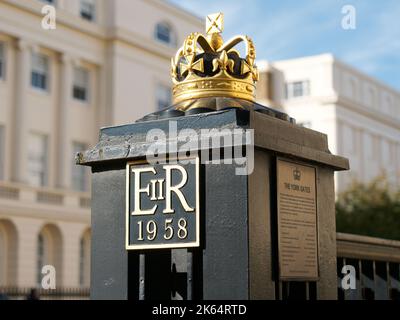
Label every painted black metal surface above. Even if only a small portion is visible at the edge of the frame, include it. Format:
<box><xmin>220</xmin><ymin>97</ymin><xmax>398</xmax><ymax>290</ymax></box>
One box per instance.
<box><xmin>203</xmin><ymin>162</ymin><xmax>249</xmax><ymax>299</ymax></box>
<box><xmin>91</xmin><ymin>167</ymin><xmax>130</xmax><ymax>300</ymax></box>
<box><xmin>86</xmin><ymin>109</ymin><xmax>259</xmax><ymax>300</ymax></box>
<box><xmin>78</xmin><ymin>108</ymin><xmax>252</xmax><ymax>166</ymax></box>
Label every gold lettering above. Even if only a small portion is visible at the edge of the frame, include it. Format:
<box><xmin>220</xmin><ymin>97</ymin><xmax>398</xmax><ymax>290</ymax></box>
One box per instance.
<box><xmin>146</xmin><ymin>220</ymin><xmax>157</xmax><ymax>240</ymax></box>
<box><xmin>158</xmin><ymin>179</ymin><xmax>165</xmax><ymax>200</ymax></box>
<box><xmin>178</xmin><ymin>218</ymin><xmax>188</xmax><ymax>239</ymax></box>
<box><xmin>163</xmin><ymin>165</ymin><xmax>194</xmax><ymax>214</ymax></box>
<box><xmin>149</xmin><ymin>179</ymin><xmax>157</xmax><ymax>200</ymax></box>
<box><xmin>131</xmin><ymin>167</ymin><xmax>157</xmax><ymax>215</ymax></box>
<box><xmin>164</xmin><ymin>218</ymin><xmax>174</xmax><ymax>240</ymax></box>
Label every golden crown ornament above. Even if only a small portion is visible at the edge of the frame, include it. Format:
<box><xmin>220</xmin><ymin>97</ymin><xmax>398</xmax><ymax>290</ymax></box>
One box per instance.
<box><xmin>137</xmin><ymin>12</ymin><xmax>293</xmax><ymax>122</ymax></box>
<box><xmin>171</xmin><ymin>13</ymin><xmax>259</xmax><ymax>105</ymax></box>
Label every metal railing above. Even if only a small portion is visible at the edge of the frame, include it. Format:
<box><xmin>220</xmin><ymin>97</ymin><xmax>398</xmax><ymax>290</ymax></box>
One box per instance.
<box><xmin>337</xmin><ymin>232</ymin><xmax>400</xmax><ymax>300</ymax></box>
<box><xmin>0</xmin><ymin>287</ymin><xmax>90</xmax><ymax>300</ymax></box>
<box><xmin>1</xmin><ymin>232</ymin><xmax>400</xmax><ymax>300</ymax></box>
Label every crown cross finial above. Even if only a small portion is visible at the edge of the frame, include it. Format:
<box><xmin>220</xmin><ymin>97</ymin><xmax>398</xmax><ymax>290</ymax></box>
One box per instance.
<box><xmin>206</xmin><ymin>12</ymin><xmax>224</xmax><ymax>34</ymax></box>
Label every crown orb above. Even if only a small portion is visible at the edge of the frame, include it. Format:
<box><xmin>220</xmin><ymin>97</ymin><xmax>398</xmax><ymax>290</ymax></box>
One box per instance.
<box><xmin>209</xmin><ymin>33</ymin><xmax>223</xmax><ymax>51</ymax></box>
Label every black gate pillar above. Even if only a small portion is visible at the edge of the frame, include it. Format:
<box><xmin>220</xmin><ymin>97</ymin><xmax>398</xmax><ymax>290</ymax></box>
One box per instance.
<box><xmin>77</xmin><ymin>13</ymin><xmax>349</xmax><ymax>300</ymax></box>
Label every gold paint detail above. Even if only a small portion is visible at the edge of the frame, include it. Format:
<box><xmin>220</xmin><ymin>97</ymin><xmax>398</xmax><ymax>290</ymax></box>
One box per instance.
<box><xmin>180</xmin><ymin>57</ymin><xmax>204</xmax><ymax>75</ymax></box>
<box><xmin>212</xmin><ymin>50</ymin><xmax>234</xmax><ymax>73</ymax></box>
<box><xmin>170</xmin><ymin>12</ymin><xmax>259</xmax><ymax>104</ymax></box>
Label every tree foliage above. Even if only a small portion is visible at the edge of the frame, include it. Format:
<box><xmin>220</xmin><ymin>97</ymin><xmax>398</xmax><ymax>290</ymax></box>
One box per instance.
<box><xmin>336</xmin><ymin>177</ymin><xmax>400</xmax><ymax>240</ymax></box>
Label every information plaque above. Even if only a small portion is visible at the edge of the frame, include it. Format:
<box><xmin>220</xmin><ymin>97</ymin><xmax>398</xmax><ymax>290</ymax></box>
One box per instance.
<box><xmin>126</xmin><ymin>157</ymin><xmax>200</xmax><ymax>250</ymax></box>
<box><xmin>277</xmin><ymin>159</ymin><xmax>319</xmax><ymax>280</ymax></box>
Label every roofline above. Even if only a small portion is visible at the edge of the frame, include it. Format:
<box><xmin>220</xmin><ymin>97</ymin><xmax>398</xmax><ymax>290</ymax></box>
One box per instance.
<box><xmin>260</xmin><ymin>53</ymin><xmax>400</xmax><ymax>96</ymax></box>
<box><xmin>151</xmin><ymin>0</ymin><xmax>204</xmax><ymax>27</ymax></box>
<box><xmin>333</xmin><ymin>58</ymin><xmax>400</xmax><ymax>96</ymax></box>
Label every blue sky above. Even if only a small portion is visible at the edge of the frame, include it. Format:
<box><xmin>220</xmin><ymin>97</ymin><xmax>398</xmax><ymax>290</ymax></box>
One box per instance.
<box><xmin>169</xmin><ymin>0</ymin><xmax>400</xmax><ymax>91</ymax></box>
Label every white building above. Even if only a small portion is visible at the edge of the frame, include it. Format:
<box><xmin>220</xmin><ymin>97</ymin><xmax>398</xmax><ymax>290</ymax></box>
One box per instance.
<box><xmin>0</xmin><ymin>0</ymin><xmax>202</xmax><ymax>289</ymax></box>
<box><xmin>257</xmin><ymin>54</ymin><xmax>400</xmax><ymax>193</ymax></box>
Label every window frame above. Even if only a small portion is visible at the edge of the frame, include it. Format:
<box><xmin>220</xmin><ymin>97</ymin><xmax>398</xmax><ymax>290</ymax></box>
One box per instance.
<box><xmin>155</xmin><ymin>22</ymin><xmax>176</xmax><ymax>46</ymax></box>
<box><xmin>285</xmin><ymin>80</ymin><xmax>310</xmax><ymax>99</ymax></box>
<box><xmin>31</xmin><ymin>52</ymin><xmax>50</xmax><ymax>92</ymax></box>
<box><xmin>72</xmin><ymin>67</ymin><xmax>90</xmax><ymax>103</ymax></box>
<box><xmin>36</xmin><ymin>233</ymin><xmax>45</xmax><ymax>285</ymax></box>
<box><xmin>27</xmin><ymin>132</ymin><xmax>49</xmax><ymax>187</ymax></box>
<box><xmin>156</xmin><ymin>83</ymin><xmax>172</xmax><ymax>111</ymax></box>
<box><xmin>80</xmin><ymin>0</ymin><xmax>96</xmax><ymax>22</ymax></box>
<box><xmin>79</xmin><ymin>237</ymin><xmax>84</xmax><ymax>286</ymax></box>
<box><xmin>79</xmin><ymin>231</ymin><xmax>91</xmax><ymax>287</ymax></box>
<box><xmin>71</xmin><ymin>142</ymin><xmax>89</xmax><ymax>192</ymax></box>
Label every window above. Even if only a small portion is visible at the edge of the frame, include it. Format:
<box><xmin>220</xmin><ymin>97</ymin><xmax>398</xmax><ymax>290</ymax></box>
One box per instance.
<box><xmin>79</xmin><ymin>237</ymin><xmax>84</xmax><ymax>285</ymax></box>
<box><xmin>156</xmin><ymin>84</ymin><xmax>171</xmax><ymax>110</ymax></box>
<box><xmin>155</xmin><ymin>22</ymin><xmax>175</xmax><ymax>46</ymax></box>
<box><xmin>36</xmin><ymin>233</ymin><xmax>44</xmax><ymax>285</ymax></box>
<box><xmin>80</xmin><ymin>0</ymin><xmax>95</xmax><ymax>21</ymax></box>
<box><xmin>31</xmin><ymin>53</ymin><xmax>49</xmax><ymax>91</ymax></box>
<box><xmin>28</xmin><ymin>133</ymin><xmax>48</xmax><ymax>187</ymax></box>
<box><xmin>36</xmin><ymin>225</ymin><xmax>61</xmax><ymax>286</ymax></box>
<box><xmin>0</xmin><ymin>42</ymin><xmax>4</xmax><ymax>79</ymax></box>
<box><xmin>72</xmin><ymin>142</ymin><xmax>88</xmax><ymax>191</ymax></box>
<box><xmin>79</xmin><ymin>230</ymin><xmax>90</xmax><ymax>287</ymax></box>
<box><xmin>285</xmin><ymin>80</ymin><xmax>310</xmax><ymax>99</ymax></box>
<box><xmin>39</xmin><ymin>0</ymin><xmax>56</xmax><ymax>4</ymax></box>
<box><xmin>0</xmin><ymin>225</ymin><xmax>5</xmax><ymax>285</ymax></box>
<box><xmin>0</xmin><ymin>126</ymin><xmax>4</xmax><ymax>180</ymax></box>
<box><xmin>73</xmin><ymin>67</ymin><xmax>89</xmax><ymax>102</ymax></box>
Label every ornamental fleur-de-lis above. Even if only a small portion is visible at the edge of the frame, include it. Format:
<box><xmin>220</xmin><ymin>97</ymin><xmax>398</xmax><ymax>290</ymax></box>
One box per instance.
<box><xmin>212</xmin><ymin>50</ymin><xmax>234</xmax><ymax>73</ymax></box>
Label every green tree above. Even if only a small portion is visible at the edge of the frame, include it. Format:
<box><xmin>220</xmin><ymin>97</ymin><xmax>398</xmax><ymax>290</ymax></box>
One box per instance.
<box><xmin>336</xmin><ymin>177</ymin><xmax>400</xmax><ymax>240</ymax></box>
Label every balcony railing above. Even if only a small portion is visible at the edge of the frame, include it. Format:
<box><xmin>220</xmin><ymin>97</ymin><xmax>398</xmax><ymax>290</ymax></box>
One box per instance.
<box><xmin>337</xmin><ymin>233</ymin><xmax>400</xmax><ymax>300</ymax></box>
<box><xmin>0</xmin><ymin>287</ymin><xmax>90</xmax><ymax>300</ymax></box>
<box><xmin>0</xmin><ymin>181</ymin><xmax>91</xmax><ymax>211</ymax></box>
<box><xmin>0</xmin><ymin>184</ymin><xmax>19</xmax><ymax>200</ymax></box>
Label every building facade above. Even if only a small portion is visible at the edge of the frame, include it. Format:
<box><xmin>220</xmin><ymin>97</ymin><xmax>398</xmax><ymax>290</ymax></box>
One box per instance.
<box><xmin>0</xmin><ymin>0</ymin><xmax>202</xmax><ymax>289</ymax></box>
<box><xmin>257</xmin><ymin>54</ymin><xmax>400</xmax><ymax>194</ymax></box>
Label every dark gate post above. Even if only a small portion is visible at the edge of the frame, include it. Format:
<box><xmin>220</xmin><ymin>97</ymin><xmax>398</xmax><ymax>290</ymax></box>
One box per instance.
<box><xmin>77</xmin><ymin>13</ymin><xmax>349</xmax><ymax>300</ymax></box>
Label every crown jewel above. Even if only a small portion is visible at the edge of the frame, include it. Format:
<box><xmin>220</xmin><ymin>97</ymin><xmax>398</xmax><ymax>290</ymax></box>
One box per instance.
<box><xmin>171</xmin><ymin>13</ymin><xmax>259</xmax><ymax>104</ymax></box>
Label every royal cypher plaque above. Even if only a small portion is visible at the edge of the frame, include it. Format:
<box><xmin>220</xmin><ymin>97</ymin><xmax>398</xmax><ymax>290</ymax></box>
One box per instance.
<box><xmin>277</xmin><ymin>159</ymin><xmax>319</xmax><ymax>280</ymax></box>
<box><xmin>126</xmin><ymin>157</ymin><xmax>200</xmax><ymax>250</ymax></box>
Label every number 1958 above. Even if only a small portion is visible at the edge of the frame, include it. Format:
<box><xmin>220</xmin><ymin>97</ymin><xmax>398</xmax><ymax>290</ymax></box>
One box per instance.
<box><xmin>137</xmin><ymin>218</ymin><xmax>188</xmax><ymax>241</ymax></box>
